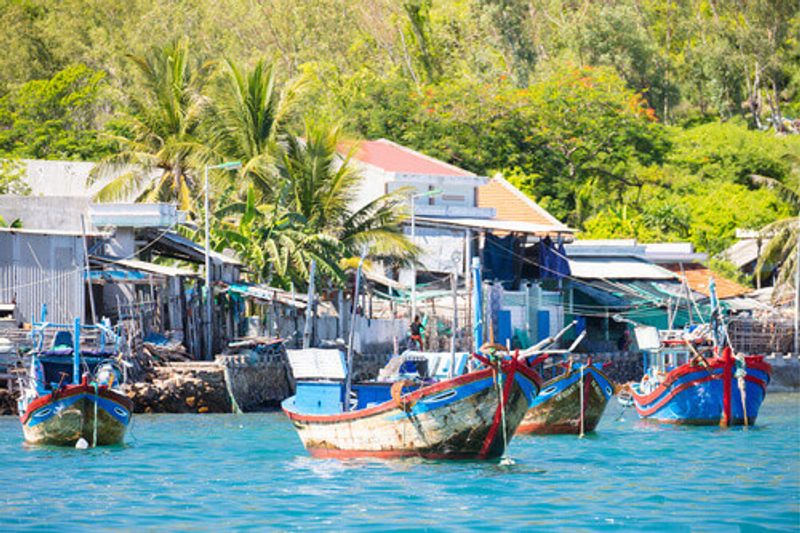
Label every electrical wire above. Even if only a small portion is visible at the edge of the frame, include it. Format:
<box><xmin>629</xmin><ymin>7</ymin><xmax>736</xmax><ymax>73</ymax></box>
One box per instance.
<box><xmin>1</xmin><ymin>224</ymin><xmax>179</xmax><ymax>293</ymax></box>
<box><xmin>481</xmin><ymin>237</ymin><xmax>676</xmax><ymax>312</ymax></box>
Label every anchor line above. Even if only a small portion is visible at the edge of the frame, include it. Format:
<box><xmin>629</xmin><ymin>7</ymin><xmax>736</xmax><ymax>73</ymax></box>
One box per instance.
<box><xmin>579</xmin><ymin>365</ymin><xmax>585</xmax><ymax>439</ymax></box>
<box><xmin>92</xmin><ymin>382</ymin><xmax>98</xmax><ymax>447</ymax></box>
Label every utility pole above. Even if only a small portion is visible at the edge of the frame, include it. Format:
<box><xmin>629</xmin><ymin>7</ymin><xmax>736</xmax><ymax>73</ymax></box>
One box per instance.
<box><xmin>303</xmin><ymin>260</ymin><xmax>316</xmax><ymax>349</ymax></box>
<box><xmin>204</xmin><ymin>161</ymin><xmax>241</xmax><ymax>360</ymax></box>
<box><xmin>449</xmin><ymin>269</ymin><xmax>458</xmax><ymax>378</ymax></box>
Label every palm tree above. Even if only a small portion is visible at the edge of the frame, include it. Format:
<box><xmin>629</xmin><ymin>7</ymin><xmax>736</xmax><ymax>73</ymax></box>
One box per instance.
<box><xmin>90</xmin><ymin>39</ymin><xmax>208</xmax><ymax>212</ymax></box>
<box><xmin>274</xmin><ymin>121</ymin><xmax>417</xmax><ymax>277</ymax></box>
<box><xmin>211</xmin><ymin>184</ymin><xmax>341</xmax><ymax>288</ymax></box>
<box><xmin>204</xmin><ymin>59</ymin><xmax>300</xmax><ymax>198</ymax></box>
<box><xmin>752</xmin><ymin>171</ymin><xmax>800</xmax><ymax>301</ymax></box>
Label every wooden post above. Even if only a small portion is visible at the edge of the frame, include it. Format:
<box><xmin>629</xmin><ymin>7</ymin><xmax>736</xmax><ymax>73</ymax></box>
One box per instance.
<box><xmin>345</xmin><ymin>252</ymin><xmax>367</xmax><ymax>411</ymax></box>
<box><xmin>337</xmin><ymin>289</ymin><xmax>345</xmax><ymax>339</ymax></box>
<box><xmin>449</xmin><ymin>270</ymin><xmax>458</xmax><ymax>378</ymax></box>
<box><xmin>303</xmin><ymin>260</ymin><xmax>316</xmax><ymax>349</ymax></box>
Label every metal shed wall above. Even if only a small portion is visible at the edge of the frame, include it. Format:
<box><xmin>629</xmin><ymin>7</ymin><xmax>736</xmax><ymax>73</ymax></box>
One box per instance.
<box><xmin>0</xmin><ymin>232</ymin><xmax>85</xmax><ymax>324</ymax></box>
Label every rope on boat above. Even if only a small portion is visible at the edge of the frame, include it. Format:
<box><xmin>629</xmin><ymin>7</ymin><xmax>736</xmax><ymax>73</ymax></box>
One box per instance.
<box><xmin>493</xmin><ymin>365</ymin><xmax>511</xmax><ymax>464</ymax></box>
<box><xmin>222</xmin><ymin>363</ymin><xmax>243</xmax><ymax>415</ymax></box>
<box><xmin>735</xmin><ymin>353</ymin><xmax>749</xmax><ymax>428</ymax></box>
<box><xmin>578</xmin><ymin>364</ymin><xmax>585</xmax><ymax>439</ymax></box>
<box><xmin>92</xmin><ymin>382</ymin><xmax>99</xmax><ymax>447</ymax></box>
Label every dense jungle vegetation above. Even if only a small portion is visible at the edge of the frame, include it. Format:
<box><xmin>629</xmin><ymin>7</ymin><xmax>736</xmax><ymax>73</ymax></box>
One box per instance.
<box><xmin>0</xmin><ymin>0</ymin><xmax>798</xmax><ymax>288</ymax></box>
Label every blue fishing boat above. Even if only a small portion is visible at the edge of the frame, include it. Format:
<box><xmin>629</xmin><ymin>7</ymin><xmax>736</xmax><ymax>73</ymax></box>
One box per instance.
<box><xmin>18</xmin><ymin>306</ymin><xmax>132</xmax><ymax>446</ymax></box>
<box><xmin>282</xmin><ymin>257</ymin><xmax>543</xmax><ymax>459</ymax></box>
<box><xmin>626</xmin><ymin>278</ymin><xmax>770</xmax><ymax>426</ymax></box>
<box><xmin>514</xmin><ymin>323</ymin><xmax>614</xmax><ymax>435</ymax></box>
<box><xmin>628</xmin><ymin>327</ymin><xmax>770</xmax><ymax>426</ymax></box>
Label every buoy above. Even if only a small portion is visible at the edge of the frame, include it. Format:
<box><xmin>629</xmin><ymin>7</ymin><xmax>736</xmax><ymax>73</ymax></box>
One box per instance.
<box><xmin>75</xmin><ymin>438</ymin><xmax>89</xmax><ymax>449</ymax></box>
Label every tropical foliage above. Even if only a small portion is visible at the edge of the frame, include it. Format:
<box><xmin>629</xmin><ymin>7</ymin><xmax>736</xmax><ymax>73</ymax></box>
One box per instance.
<box><xmin>0</xmin><ymin>0</ymin><xmax>798</xmax><ymax>290</ymax></box>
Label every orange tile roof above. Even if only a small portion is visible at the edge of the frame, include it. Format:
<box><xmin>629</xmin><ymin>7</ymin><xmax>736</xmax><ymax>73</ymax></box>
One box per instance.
<box><xmin>663</xmin><ymin>263</ymin><xmax>751</xmax><ymax>299</ymax></box>
<box><xmin>477</xmin><ymin>177</ymin><xmax>568</xmax><ymax>229</ymax></box>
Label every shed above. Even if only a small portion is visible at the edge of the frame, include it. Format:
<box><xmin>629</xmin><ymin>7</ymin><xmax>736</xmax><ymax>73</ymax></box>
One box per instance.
<box><xmin>0</xmin><ymin>227</ymin><xmax>97</xmax><ymax>324</ymax></box>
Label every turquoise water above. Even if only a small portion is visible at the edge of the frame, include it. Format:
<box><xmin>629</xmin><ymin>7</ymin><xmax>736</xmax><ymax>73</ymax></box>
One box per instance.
<box><xmin>1</xmin><ymin>394</ymin><xmax>798</xmax><ymax>531</ymax></box>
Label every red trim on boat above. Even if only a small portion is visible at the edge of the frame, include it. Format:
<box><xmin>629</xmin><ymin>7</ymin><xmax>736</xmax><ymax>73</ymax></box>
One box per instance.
<box><xmin>633</xmin><ymin>355</ymin><xmax>771</xmax><ymax>407</ymax></box>
<box><xmin>284</xmin><ymin>368</ymin><xmax>496</xmax><ymax>424</ymax></box>
<box><xmin>20</xmin><ymin>384</ymin><xmax>133</xmax><ymax>424</ymax></box>
<box><xmin>478</xmin><ymin>362</ymin><xmax>517</xmax><ymax>459</ymax></box>
<box><xmin>633</xmin><ymin>372</ymin><xmax>768</xmax><ymax>417</ymax></box>
<box><xmin>721</xmin><ymin>347</ymin><xmax>733</xmax><ymax>427</ymax></box>
<box><xmin>307</xmin><ymin>447</ymin><xmax>485</xmax><ymax>460</ymax></box>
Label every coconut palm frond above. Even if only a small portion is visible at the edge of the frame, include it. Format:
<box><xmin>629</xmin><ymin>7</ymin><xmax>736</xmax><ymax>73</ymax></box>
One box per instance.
<box><xmin>751</xmin><ymin>174</ymin><xmax>800</xmax><ymax>209</ymax></box>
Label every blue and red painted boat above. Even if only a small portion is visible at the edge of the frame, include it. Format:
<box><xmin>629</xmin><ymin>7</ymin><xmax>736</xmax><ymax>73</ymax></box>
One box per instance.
<box><xmin>283</xmin><ymin>351</ymin><xmax>542</xmax><ymax>459</ymax></box>
<box><xmin>629</xmin><ymin>338</ymin><xmax>770</xmax><ymax>426</ymax></box>
<box><xmin>626</xmin><ymin>277</ymin><xmax>771</xmax><ymax>428</ymax></box>
<box><xmin>505</xmin><ymin>323</ymin><xmax>614</xmax><ymax>435</ymax></box>
<box><xmin>283</xmin><ymin>256</ymin><xmax>545</xmax><ymax>460</ymax></box>
<box><xmin>18</xmin><ymin>307</ymin><xmax>132</xmax><ymax>446</ymax></box>
<box><xmin>517</xmin><ymin>357</ymin><xmax>614</xmax><ymax>435</ymax></box>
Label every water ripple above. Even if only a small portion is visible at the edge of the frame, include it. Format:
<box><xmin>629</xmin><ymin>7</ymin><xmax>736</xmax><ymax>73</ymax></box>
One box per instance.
<box><xmin>0</xmin><ymin>395</ymin><xmax>797</xmax><ymax>530</ymax></box>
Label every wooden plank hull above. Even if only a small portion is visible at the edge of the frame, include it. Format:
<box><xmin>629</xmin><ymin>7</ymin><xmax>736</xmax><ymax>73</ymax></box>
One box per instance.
<box><xmin>516</xmin><ymin>365</ymin><xmax>614</xmax><ymax>435</ymax></box>
<box><xmin>20</xmin><ymin>385</ymin><xmax>132</xmax><ymax>446</ymax></box>
<box><xmin>284</xmin><ymin>360</ymin><xmax>542</xmax><ymax>460</ymax></box>
<box><xmin>631</xmin><ymin>355</ymin><xmax>771</xmax><ymax>426</ymax></box>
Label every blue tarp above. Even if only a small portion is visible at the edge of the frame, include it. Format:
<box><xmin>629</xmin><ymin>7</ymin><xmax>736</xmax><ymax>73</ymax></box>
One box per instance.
<box><xmin>483</xmin><ymin>233</ymin><xmax>518</xmax><ymax>286</ymax></box>
<box><xmin>540</xmin><ymin>237</ymin><xmax>571</xmax><ymax>279</ymax></box>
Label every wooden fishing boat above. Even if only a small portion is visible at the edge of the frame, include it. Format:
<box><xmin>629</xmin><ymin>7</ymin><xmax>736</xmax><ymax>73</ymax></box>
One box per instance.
<box><xmin>626</xmin><ymin>324</ymin><xmax>771</xmax><ymax>426</ymax></box>
<box><xmin>18</xmin><ymin>308</ymin><xmax>132</xmax><ymax>446</ymax></box>
<box><xmin>283</xmin><ymin>352</ymin><xmax>541</xmax><ymax>459</ymax></box>
<box><xmin>516</xmin><ymin>358</ymin><xmax>614</xmax><ymax>435</ymax></box>
<box><xmin>510</xmin><ymin>323</ymin><xmax>613</xmax><ymax>436</ymax></box>
<box><xmin>283</xmin><ymin>255</ymin><xmax>543</xmax><ymax>460</ymax></box>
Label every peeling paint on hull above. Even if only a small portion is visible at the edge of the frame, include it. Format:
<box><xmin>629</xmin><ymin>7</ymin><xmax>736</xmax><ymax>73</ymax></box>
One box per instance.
<box><xmin>516</xmin><ymin>366</ymin><xmax>613</xmax><ymax>435</ymax></box>
<box><xmin>285</xmin><ymin>364</ymin><xmax>541</xmax><ymax>460</ymax></box>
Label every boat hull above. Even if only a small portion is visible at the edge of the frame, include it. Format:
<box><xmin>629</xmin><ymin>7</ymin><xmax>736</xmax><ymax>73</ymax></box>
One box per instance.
<box><xmin>283</xmin><ymin>360</ymin><xmax>542</xmax><ymax>460</ymax></box>
<box><xmin>20</xmin><ymin>385</ymin><xmax>133</xmax><ymax>446</ymax></box>
<box><xmin>631</xmin><ymin>355</ymin><xmax>771</xmax><ymax>426</ymax></box>
<box><xmin>516</xmin><ymin>364</ymin><xmax>614</xmax><ymax>435</ymax></box>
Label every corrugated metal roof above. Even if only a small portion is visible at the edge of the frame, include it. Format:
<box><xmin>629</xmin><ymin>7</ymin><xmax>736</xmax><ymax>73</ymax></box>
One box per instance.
<box><xmin>92</xmin><ymin>256</ymin><xmax>198</xmax><ymax>278</ymax></box>
<box><xmin>416</xmin><ymin>216</ymin><xmax>575</xmax><ymax>236</ymax></box>
<box><xmin>141</xmin><ymin>229</ymin><xmax>242</xmax><ymax>266</ymax></box>
<box><xmin>724</xmin><ymin>239</ymin><xmax>760</xmax><ymax>268</ymax></box>
<box><xmin>568</xmin><ymin>256</ymin><xmax>677</xmax><ymax>280</ymax></box>
<box><xmin>0</xmin><ymin>227</ymin><xmax>108</xmax><ymax>237</ymax></box>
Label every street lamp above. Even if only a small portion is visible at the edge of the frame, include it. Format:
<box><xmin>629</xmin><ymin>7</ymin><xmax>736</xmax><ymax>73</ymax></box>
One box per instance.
<box><xmin>205</xmin><ymin>161</ymin><xmax>242</xmax><ymax>360</ymax></box>
<box><xmin>409</xmin><ymin>188</ymin><xmax>443</xmax><ymax>320</ymax></box>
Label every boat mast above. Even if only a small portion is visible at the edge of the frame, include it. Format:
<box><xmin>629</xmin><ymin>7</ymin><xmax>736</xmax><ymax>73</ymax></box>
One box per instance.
<box><xmin>471</xmin><ymin>257</ymin><xmax>483</xmax><ymax>352</ymax></box>
<box><xmin>73</xmin><ymin>318</ymin><xmax>81</xmax><ymax>384</ymax></box>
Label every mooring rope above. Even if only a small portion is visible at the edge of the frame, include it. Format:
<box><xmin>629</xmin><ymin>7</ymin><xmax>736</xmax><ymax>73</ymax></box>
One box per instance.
<box><xmin>92</xmin><ymin>382</ymin><xmax>98</xmax><ymax>448</ymax></box>
<box><xmin>579</xmin><ymin>364</ymin><xmax>585</xmax><ymax>439</ymax></box>
<box><xmin>222</xmin><ymin>363</ymin><xmax>243</xmax><ymax>415</ymax></box>
<box><xmin>735</xmin><ymin>353</ymin><xmax>748</xmax><ymax>428</ymax></box>
<box><xmin>493</xmin><ymin>364</ymin><xmax>510</xmax><ymax>463</ymax></box>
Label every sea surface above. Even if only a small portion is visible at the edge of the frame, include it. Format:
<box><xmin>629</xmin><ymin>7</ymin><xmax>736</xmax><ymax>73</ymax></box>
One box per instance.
<box><xmin>1</xmin><ymin>394</ymin><xmax>798</xmax><ymax>531</ymax></box>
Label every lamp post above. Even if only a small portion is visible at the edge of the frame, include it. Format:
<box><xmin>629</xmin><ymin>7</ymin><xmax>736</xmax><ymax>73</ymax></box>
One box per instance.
<box><xmin>204</xmin><ymin>161</ymin><xmax>241</xmax><ymax>360</ymax></box>
<box><xmin>409</xmin><ymin>188</ymin><xmax>443</xmax><ymax>320</ymax></box>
